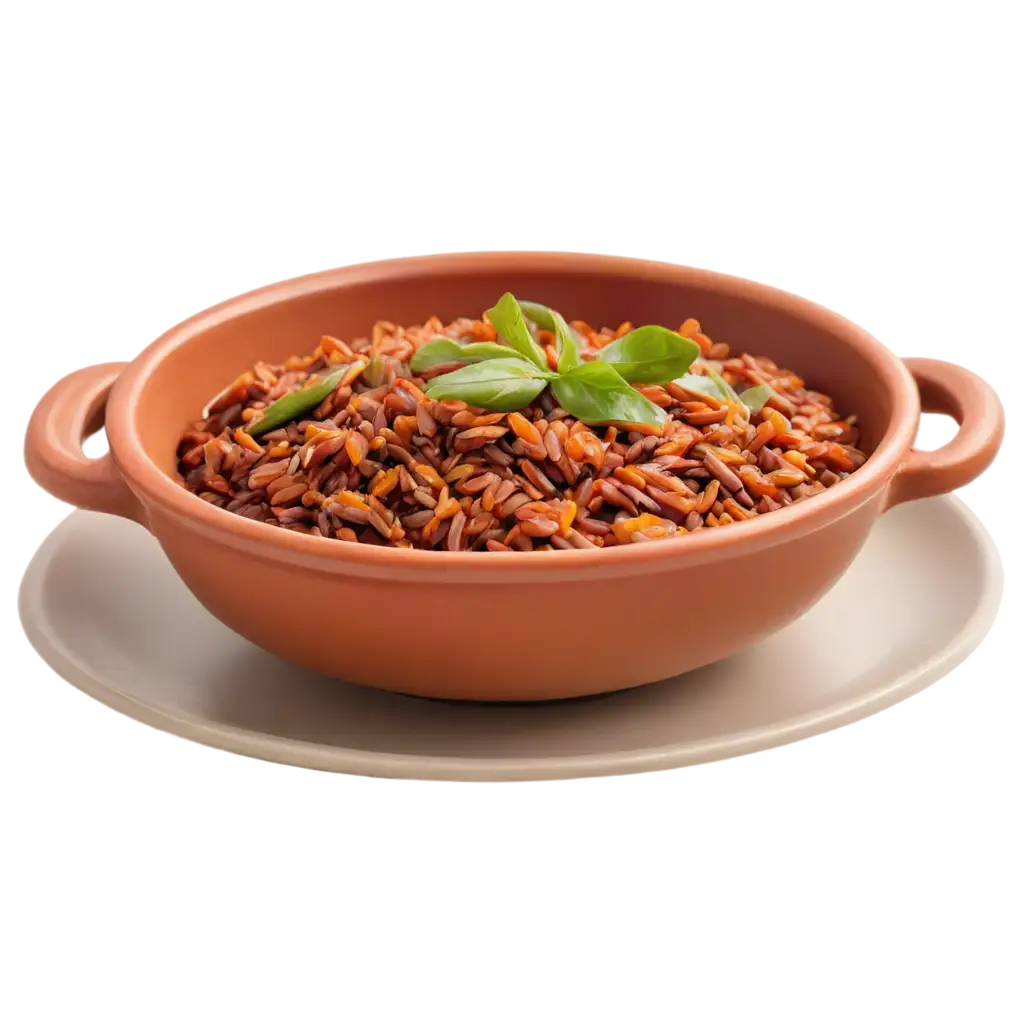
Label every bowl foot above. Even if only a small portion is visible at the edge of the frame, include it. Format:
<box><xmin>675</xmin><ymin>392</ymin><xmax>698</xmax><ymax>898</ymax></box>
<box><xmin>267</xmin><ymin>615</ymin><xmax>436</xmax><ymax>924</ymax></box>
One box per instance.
<box><xmin>397</xmin><ymin>688</ymin><xmax>622</xmax><ymax>704</ymax></box>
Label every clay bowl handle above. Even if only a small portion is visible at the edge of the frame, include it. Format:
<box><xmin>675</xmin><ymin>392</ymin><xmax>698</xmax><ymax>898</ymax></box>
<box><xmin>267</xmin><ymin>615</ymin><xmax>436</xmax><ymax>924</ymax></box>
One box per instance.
<box><xmin>887</xmin><ymin>358</ymin><xmax>1004</xmax><ymax>508</ymax></box>
<box><xmin>25</xmin><ymin>363</ymin><xmax>145</xmax><ymax>524</ymax></box>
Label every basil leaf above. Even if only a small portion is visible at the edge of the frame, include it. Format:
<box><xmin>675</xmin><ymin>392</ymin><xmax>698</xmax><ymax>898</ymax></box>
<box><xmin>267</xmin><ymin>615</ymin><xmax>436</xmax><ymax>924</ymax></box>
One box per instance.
<box><xmin>551</xmin><ymin>361</ymin><xmax>667</xmax><ymax>428</ymax></box>
<box><xmin>692</xmin><ymin>364</ymin><xmax>741</xmax><ymax>403</ymax></box>
<box><xmin>520</xmin><ymin>301</ymin><xmax>585</xmax><ymax>342</ymax></box>
<box><xmin>485</xmin><ymin>293</ymin><xmax>549</xmax><ymax>371</ymax></box>
<box><xmin>363</xmin><ymin>353</ymin><xmax>390</xmax><ymax>388</ymax></box>
<box><xmin>550</xmin><ymin>309</ymin><xmax>581</xmax><ymax>373</ymax></box>
<box><xmin>739</xmin><ymin>384</ymin><xmax>774</xmax><ymax>412</ymax></box>
<box><xmin>410</xmin><ymin>337</ymin><xmax>515</xmax><ymax>374</ymax></box>
<box><xmin>246</xmin><ymin>366</ymin><xmax>347</xmax><ymax>438</ymax></box>
<box><xmin>713</xmin><ymin>368</ymin><xmax>745</xmax><ymax>403</ymax></box>
<box><xmin>424</xmin><ymin>357</ymin><xmax>549</xmax><ymax>412</ymax></box>
<box><xmin>518</xmin><ymin>300</ymin><xmax>559</xmax><ymax>332</ymax></box>
<box><xmin>673</xmin><ymin>373</ymin><xmax>722</xmax><ymax>399</ymax></box>
<box><xmin>597</xmin><ymin>325</ymin><xmax>700</xmax><ymax>384</ymax></box>
<box><xmin>675</xmin><ymin>368</ymin><xmax>757</xmax><ymax>408</ymax></box>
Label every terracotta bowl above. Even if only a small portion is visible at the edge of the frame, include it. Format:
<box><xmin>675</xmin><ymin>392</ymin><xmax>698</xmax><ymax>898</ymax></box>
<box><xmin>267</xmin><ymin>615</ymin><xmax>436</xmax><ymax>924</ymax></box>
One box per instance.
<box><xmin>25</xmin><ymin>253</ymin><xmax>1005</xmax><ymax>701</ymax></box>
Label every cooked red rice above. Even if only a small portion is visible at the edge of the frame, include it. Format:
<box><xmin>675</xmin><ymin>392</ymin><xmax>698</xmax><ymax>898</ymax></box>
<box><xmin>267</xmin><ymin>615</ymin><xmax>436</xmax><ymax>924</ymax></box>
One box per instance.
<box><xmin>176</xmin><ymin>313</ymin><xmax>867</xmax><ymax>551</ymax></box>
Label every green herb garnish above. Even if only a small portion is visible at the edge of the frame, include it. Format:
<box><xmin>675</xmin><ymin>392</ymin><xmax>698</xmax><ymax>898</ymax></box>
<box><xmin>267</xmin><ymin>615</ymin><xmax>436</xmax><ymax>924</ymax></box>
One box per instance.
<box><xmin>422</xmin><ymin>294</ymin><xmax>699</xmax><ymax>428</ymax></box>
<box><xmin>420</xmin><ymin>357</ymin><xmax>553</xmax><ymax>412</ymax></box>
<box><xmin>551</xmin><ymin>361</ymin><xmax>666</xmax><ymax>428</ymax></box>
<box><xmin>738</xmin><ymin>384</ymin><xmax>774</xmax><ymax>413</ymax></box>
<box><xmin>517</xmin><ymin>300</ymin><xmax>560</xmax><ymax>333</ymax></box>
<box><xmin>362</xmin><ymin>353</ymin><xmax>390</xmax><ymax>388</ymax></box>
<box><xmin>245</xmin><ymin>366</ymin><xmax>347</xmax><ymax>438</ymax></box>
<box><xmin>550</xmin><ymin>309</ymin><xmax>581</xmax><ymax>373</ymax></box>
<box><xmin>675</xmin><ymin>369</ymin><xmax>777</xmax><ymax>414</ymax></box>
<box><xmin>520</xmin><ymin>299</ymin><xmax>585</xmax><ymax>347</ymax></box>
<box><xmin>410</xmin><ymin>338</ymin><xmax>518</xmax><ymax>374</ymax></box>
<box><xmin>673</xmin><ymin>373</ymin><xmax>723</xmax><ymax>400</ymax></box>
<box><xmin>485</xmin><ymin>292</ymin><xmax>549</xmax><ymax>371</ymax></box>
<box><xmin>703</xmin><ymin>364</ymin><xmax>741</xmax><ymax>402</ymax></box>
<box><xmin>597</xmin><ymin>326</ymin><xmax>700</xmax><ymax>384</ymax></box>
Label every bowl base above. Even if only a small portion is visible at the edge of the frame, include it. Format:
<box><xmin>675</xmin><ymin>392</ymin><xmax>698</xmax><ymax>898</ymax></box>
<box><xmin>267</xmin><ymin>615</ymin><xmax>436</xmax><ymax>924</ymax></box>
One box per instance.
<box><xmin>400</xmin><ymin>690</ymin><xmax>619</xmax><ymax>707</ymax></box>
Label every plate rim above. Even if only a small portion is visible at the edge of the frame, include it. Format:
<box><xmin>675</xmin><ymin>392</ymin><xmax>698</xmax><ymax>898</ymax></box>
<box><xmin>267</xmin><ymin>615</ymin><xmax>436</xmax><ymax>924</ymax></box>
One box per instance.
<box><xmin>19</xmin><ymin>496</ymin><xmax>1004</xmax><ymax>782</ymax></box>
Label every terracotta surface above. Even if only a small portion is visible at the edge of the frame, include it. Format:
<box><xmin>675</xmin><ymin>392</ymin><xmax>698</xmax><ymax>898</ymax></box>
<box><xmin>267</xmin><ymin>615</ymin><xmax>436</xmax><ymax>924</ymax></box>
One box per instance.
<box><xmin>24</xmin><ymin>254</ymin><xmax>1005</xmax><ymax>700</ymax></box>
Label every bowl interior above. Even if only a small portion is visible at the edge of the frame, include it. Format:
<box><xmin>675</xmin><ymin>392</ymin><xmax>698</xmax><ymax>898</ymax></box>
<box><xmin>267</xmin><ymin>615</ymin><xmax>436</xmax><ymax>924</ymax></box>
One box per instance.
<box><xmin>129</xmin><ymin>258</ymin><xmax>898</xmax><ymax>480</ymax></box>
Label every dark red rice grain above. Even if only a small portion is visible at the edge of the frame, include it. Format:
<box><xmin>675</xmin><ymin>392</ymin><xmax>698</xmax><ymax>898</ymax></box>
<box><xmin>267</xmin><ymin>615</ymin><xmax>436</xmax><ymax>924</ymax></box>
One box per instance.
<box><xmin>178</xmin><ymin>313</ymin><xmax>867</xmax><ymax>550</ymax></box>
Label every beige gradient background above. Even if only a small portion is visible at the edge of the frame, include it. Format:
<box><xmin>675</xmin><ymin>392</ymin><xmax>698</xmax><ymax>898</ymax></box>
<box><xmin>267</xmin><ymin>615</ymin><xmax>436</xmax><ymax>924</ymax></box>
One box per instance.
<box><xmin>2</xmin><ymin>9</ymin><xmax>1024</xmax><ymax>1024</ymax></box>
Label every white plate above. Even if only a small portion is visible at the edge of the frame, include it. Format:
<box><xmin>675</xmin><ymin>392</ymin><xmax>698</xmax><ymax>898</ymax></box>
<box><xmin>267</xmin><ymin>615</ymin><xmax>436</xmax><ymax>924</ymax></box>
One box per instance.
<box><xmin>19</xmin><ymin>498</ymin><xmax>1002</xmax><ymax>781</ymax></box>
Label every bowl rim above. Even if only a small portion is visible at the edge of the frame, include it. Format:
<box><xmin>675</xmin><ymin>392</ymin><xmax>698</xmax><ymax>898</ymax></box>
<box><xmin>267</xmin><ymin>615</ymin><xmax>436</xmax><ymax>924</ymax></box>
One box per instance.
<box><xmin>107</xmin><ymin>251</ymin><xmax>920</xmax><ymax>579</ymax></box>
